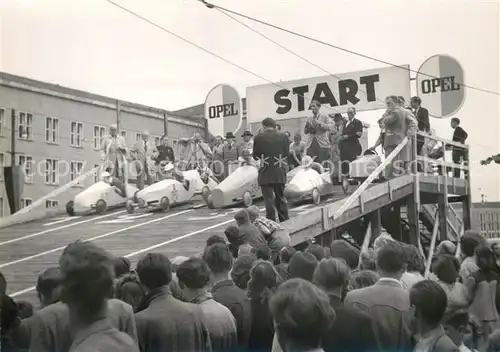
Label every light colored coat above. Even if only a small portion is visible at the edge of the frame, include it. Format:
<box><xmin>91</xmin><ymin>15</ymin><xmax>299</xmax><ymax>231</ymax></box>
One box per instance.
<box><xmin>304</xmin><ymin>113</ymin><xmax>333</xmax><ymax>149</ymax></box>
<box><xmin>131</xmin><ymin>139</ymin><xmax>158</xmax><ymax>175</ymax></box>
<box><xmin>382</xmin><ymin>108</ymin><xmax>417</xmax><ymax>162</ymax></box>
<box><xmin>101</xmin><ymin>135</ymin><xmax>129</xmax><ymax>175</ymax></box>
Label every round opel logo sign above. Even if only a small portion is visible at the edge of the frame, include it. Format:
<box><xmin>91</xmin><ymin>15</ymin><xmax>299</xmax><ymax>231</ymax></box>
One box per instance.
<box><xmin>204</xmin><ymin>84</ymin><xmax>243</xmax><ymax>138</ymax></box>
<box><xmin>416</xmin><ymin>55</ymin><xmax>465</xmax><ymax>119</ymax></box>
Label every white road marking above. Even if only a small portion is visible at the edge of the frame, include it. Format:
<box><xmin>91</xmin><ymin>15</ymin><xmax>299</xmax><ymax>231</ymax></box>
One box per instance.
<box><xmin>44</xmin><ymin>217</ymin><xmax>82</xmax><ymax>227</ymax></box>
<box><xmin>97</xmin><ymin>213</ymin><xmax>153</xmax><ymax>224</ymax></box>
<box><xmin>188</xmin><ymin>208</ymin><xmax>240</xmax><ymax>221</ymax></box>
<box><xmin>0</xmin><ymin>210</ymin><xmax>127</xmax><ymax>247</ymax></box>
<box><xmin>0</xmin><ymin>209</ymin><xmax>192</xmax><ymax>270</ymax></box>
<box><xmin>9</xmin><ymin>208</ymin><xmax>231</xmax><ymax>298</ymax></box>
<box><xmin>291</xmin><ymin>204</ymin><xmax>313</xmax><ymax>211</ymax></box>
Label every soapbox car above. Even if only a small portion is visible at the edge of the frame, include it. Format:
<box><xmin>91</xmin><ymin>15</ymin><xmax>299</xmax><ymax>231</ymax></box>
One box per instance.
<box><xmin>349</xmin><ymin>149</ymin><xmax>383</xmax><ymax>182</ymax></box>
<box><xmin>284</xmin><ymin>156</ymin><xmax>335</xmax><ymax>205</ymax></box>
<box><xmin>125</xmin><ymin>163</ymin><xmax>212</xmax><ymax>214</ymax></box>
<box><xmin>66</xmin><ymin>172</ymin><xmax>138</xmax><ymax>216</ymax></box>
<box><xmin>203</xmin><ymin>162</ymin><xmax>300</xmax><ymax>209</ymax></box>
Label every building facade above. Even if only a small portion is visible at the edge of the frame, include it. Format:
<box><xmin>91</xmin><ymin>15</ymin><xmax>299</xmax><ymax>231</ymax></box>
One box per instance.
<box><xmin>0</xmin><ymin>72</ymin><xmax>205</xmax><ymax>217</ymax></box>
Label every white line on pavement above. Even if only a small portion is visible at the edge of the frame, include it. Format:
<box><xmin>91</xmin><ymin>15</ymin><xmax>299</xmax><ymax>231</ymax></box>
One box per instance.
<box><xmin>43</xmin><ymin>217</ymin><xmax>82</xmax><ymax>227</ymax></box>
<box><xmin>0</xmin><ymin>210</ymin><xmax>127</xmax><ymax>247</ymax></box>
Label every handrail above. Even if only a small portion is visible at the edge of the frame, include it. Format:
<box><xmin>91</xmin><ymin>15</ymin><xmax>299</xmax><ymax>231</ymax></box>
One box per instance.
<box><xmin>12</xmin><ymin>166</ymin><xmax>100</xmax><ymax>217</ymax></box>
<box><xmin>333</xmin><ymin>137</ymin><xmax>409</xmax><ymax>219</ymax></box>
<box><xmin>417</xmin><ymin>130</ymin><xmax>469</xmax><ymax>150</ymax></box>
<box><xmin>425</xmin><ymin>210</ymin><xmax>440</xmax><ymax>278</ymax></box>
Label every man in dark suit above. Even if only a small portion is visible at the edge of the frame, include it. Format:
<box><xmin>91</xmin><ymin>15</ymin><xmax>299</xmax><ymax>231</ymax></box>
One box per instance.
<box><xmin>449</xmin><ymin>117</ymin><xmax>468</xmax><ymax>178</ymax></box>
<box><xmin>410</xmin><ymin>96</ymin><xmax>430</xmax><ymax>155</ymax></box>
<box><xmin>253</xmin><ymin>117</ymin><xmax>290</xmax><ymax>222</ymax></box>
<box><xmin>313</xmin><ymin>258</ymin><xmax>381</xmax><ymax>352</ymax></box>
<box><xmin>338</xmin><ymin>107</ymin><xmax>363</xmax><ymax>192</ymax></box>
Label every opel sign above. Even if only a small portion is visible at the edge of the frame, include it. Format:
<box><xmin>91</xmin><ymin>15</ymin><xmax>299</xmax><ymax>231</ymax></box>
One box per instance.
<box><xmin>416</xmin><ymin>55</ymin><xmax>465</xmax><ymax>119</ymax></box>
<box><xmin>204</xmin><ymin>84</ymin><xmax>243</xmax><ymax>138</ymax></box>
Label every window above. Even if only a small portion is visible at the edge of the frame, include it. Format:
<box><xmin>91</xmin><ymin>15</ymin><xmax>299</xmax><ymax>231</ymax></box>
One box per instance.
<box><xmin>70</xmin><ymin>122</ymin><xmax>84</xmax><ymax>147</ymax></box>
<box><xmin>45</xmin><ymin>158</ymin><xmax>59</xmax><ymax>185</ymax></box>
<box><xmin>93</xmin><ymin>125</ymin><xmax>106</xmax><ymax>149</ymax></box>
<box><xmin>70</xmin><ymin>161</ymin><xmax>84</xmax><ymax>187</ymax></box>
<box><xmin>21</xmin><ymin>198</ymin><xmax>33</xmax><ymax>208</ymax></box>
<box><xmin>45</xmin><ymin>200</ymin><xmax>59</xmax><ymax>208</ymax></box>
<box><xmin>0</xmin><ymin>108</ymin><xmax>5</xmax><ymax>137</ymax></box>
<box><xmin>93</xmin><ymin>164</ymin><xmax>100</xmax><ymax>183</ymax></box>
<box><xmin>136</xmin><ymin>133</ymin><xmax>142</xmax><ymax>143</ymax></box>
<box><xmin>19</xmin><ymin>112</ymin><xmax>33</xmax><ymax>140</ymax></box>
<box><xmin>0</xmin><ymin>197</ymin><xmax>3</xmax><ymax>217</ymax></box>
<box><xmin>120</xmin><ymin>130</ymin><xmax>127</xmax><ymax>139</ymax></box>
<box><xmin>154</xmin><ymin>136</ymin><xmax>161</xmax><ymax>146</ymax></box>
<box><xmin>45</xmin><ymin>117</ymin><xmax>59</xmax><ymax>143</ymax></box>
<box><xmin>18</xmin><ymin>155</ymin><xmax>34</xmax><ymax>183</ymax></box>
<box><xmin>0</xmin><ymin>152</ymin><xmax>3</xmax><ymax>181</ymax></box>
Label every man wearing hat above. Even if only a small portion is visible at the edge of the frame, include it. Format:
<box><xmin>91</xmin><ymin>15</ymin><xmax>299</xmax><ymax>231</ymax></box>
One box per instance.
<box><xmin>131</xmin><ymin>130</ymin><xmax>158</xmax><ymax>190</ymax></box>
<box><xmin>222</xmin><ymin>132</ymin><xmax>241</xmax><ymax>177</ymax></box>
<box><xmin>240</xmin><ymin>131</ymin><xmax>254</xmax><ymax>157</ymax></box>
<box><xmin>253</xmin><ymin>117</ymin><xmax>290</xmax><ymax>222</ymax></box>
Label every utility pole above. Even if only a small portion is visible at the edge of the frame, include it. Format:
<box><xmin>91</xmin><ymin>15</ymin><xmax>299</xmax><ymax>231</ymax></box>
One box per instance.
<box><xmin>163</xmin><ymin>111</ymin><xmax>168</xmax><ymax>137</ymax></box>
<box><xmin>10</xmin><ymin>109</ymin><xmax>16</xmax><ymax>165</ymax></box>
<box><xmin>116</xmin><ymin>100</ymin><xmax>121</xmax><ymax>132</ymax></box>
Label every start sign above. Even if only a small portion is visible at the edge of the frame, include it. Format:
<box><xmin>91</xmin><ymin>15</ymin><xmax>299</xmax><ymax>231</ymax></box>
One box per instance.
<box><xmin>416</xmin><ymin>55</ymin><xmax>465</xmax><ymax>119</ymax></box>
<box><xmin>246</xmin><ymin>65</ymin><xmax>411</xmax><ymax>123</ymax></box>
<box><xmin>204</xmin><ymin>84</ymin><xmax>243</xmax><ymax>138</ymax></box>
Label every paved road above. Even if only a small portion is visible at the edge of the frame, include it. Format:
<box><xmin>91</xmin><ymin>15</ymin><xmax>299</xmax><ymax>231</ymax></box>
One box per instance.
<box><xmin>1</xmin><ymin>191</ymin><xmax>347</xmax><ymax>305</ymax></box>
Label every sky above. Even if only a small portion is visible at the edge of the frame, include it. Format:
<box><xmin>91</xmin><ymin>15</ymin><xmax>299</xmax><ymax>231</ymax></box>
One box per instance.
<box><xmin>1</xmin><ymin>0</ymin><xmax>499</xmax><ymax>201</ymax></box>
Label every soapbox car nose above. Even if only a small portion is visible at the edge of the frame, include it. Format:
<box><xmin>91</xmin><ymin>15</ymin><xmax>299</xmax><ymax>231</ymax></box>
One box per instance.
<box><xmin>284</xmin><ymin>184</ymin><xmax>301</xmax><ymax>200</ymax></box>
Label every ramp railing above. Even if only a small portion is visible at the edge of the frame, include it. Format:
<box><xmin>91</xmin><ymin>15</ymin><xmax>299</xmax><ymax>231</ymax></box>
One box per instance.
<box><xmin>333</xmin><ymin>137</ymin><xmax>410</xmax><ymax>219</ymax></box>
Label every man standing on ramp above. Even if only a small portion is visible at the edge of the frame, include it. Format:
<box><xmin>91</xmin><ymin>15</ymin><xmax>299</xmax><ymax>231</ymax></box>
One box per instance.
<box><xmin>253</xmin><ymin>117</ymin><xmax>290</xmax><ymax>223</ymax></box>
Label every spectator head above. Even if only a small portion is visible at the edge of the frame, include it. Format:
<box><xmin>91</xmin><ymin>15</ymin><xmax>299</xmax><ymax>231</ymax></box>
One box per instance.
<box><xmin>309</xmin><ymin>100</ymin><xmax>321</xmax><ymax>115</ymax></box>
<box><xmin>246</xmin><ymin>205</ymin><xmax>261</xmax><ymax>222</ymax></box>
<box><xmin>36</xmin><ymin>267</ymin><xmax>62</xmax><ymax>308</ymax></box>
<box><xmin>348</xmin><ymin>270</ymin><xmax>380</xmax><ymax>291</ymax></box>
<box><xmin>170</xmin><ymin>256</ymin><xmax>189</xmax><ymax>272</ymax></box>
<box><xmin>376</xmin><ymin>241</ymin><xmax>406</xmax><ymax>279</ymax></box>
<box><xmin>433</xmin><ymin>255</ymin><xmax>460</xmax><ymax>284</ymax></box>
<box><xmin>443</xmin><ymin>309</ymin><xmax>470</xmax><ymax>347</ymax></box>
<box><xmin>16</xmin><ymin>301</ymin><xmax>34</xmax><ymax>319</ymax></box>
<box><xmin>252</xmin><ymin>244</ymin><xmax>272</xmax><ymax>261</ymax></box>
<box><xmin>231</xmin><ymin>254</ymin><xmax>256</xmax><ymax>290</ymax></box>
<box><xmin>293</xmin><ymin>133</ymin><xmax>302</xmax><ymax>143</ymax></box>
<box><xmin>176</xmin><ymin>258</ymin><xmax>211</xmax><ymax>301</ymax></box>
<box><xmin>451</xmin><ymin>117</ymin><xmax>460</xmax><ymax>128</ymax></box>
<box><xmin>234</xmin><ymin>209</ymin><xmax>251</xmax><ymax>226</ymax></box>
<box><xmin>359</xmin><ymin>249</ymin><xmax>377</xmax><ymax>271</ymax></box>
<box><xmin>288</xmin><ymin>252</ymin><xmax>318</xmax><ymax>282</ymax></box>
<box><xmin>206</xmin><ymin>234</ymin><xmax>226</xmax><ymax>247</ymax></box>
<box><xmin>59</xmin><ymin>241</ymin><xmax>115</xmax><ymax>324</ymax></box>
<box><xmin>224</xmin><ymin>224</ymin><xmax>241</xmax><ymax>256</ymax></box>
<box><xmin>136</xmin><ymin>253</ymin><xmax>173</xmax><ymax>292</ymax></box>
<box><xmin>113</xmin><ymin>257</ymin><xmax>131</xmax><ymax>279</ymax></box>
<box><xmin>475</xmin><ymin>245</ymin><xmax>497</xmax><ymax>271</ymax></box>
<box><xmin>461</xmin><ymin>231</ymin><xmax>487</xmax><ymax>257</ymax></box>
<box><xmin>306</xmin><ymin>244</ymin><xmax>326</xmax><ymax>261</ymax></box>
<box><xmin>279</xmin><ymin>246</ymin><xmax>296</xmax><ymax>264</ymax></box>
<box><xmin>270</xmin><ymin>279</ymin><xmax>335</xmax><ymax>351</ymax></box>
<box><xmin>373</xmin><ymin>233</ymin><xmax>395</xmax><ymax>252</ymax></box>
<box><xmin>436</xmin><ymin>240</ymin><xmax>457</xmax><ymax>257</ymax></box>
<box><xmin>238</xmin><ymin>244</ymin><xmax>253</xmax><ymax>257</ymax></box>
<box><xmin>262</xmin><ymin>117</ymin><xmax>277</xmax><ymax>129</ymax></box>
<box><xmin>330</xmin><ymin>240</ymin><xmax>360</xmax><ymax>270</ymax></box>
<box><xmin>313</xmin><ymin>258</ymin><xmax>350</xmax><ymax>294</ymax></box>
<box><xmin>204</xmin><ymin>243</ymin><xmax>233</xmax><ymax>275</ymax></box>
<box><xmin>114</xmin><ymin>272</ymin><xmax>145</xmax><ymax>313</ymax></box>
<box><xmin>385</xmin><ymin>95</ymin><xmax>399</xmax><ymax>110</ymax></box>
<box><xmin>248</xmin><ymin>260</ymin><xmax>281</xmax><ymax>304</ymax></box>
<box><xmin>410</xmin><ymin>280</ymin><xmax>448</xmax><ymax>331</ymax></box>
<box><xmin>0</xmin><ymin>294</ymin><xmax>19</xmax><ymax>336</ymax></box>
<box><xmin>410</xmin><ymin>96</ymin><xmax>422</xmax><ymax>109</ymax></box>
<box><xmin>0</xmin><ymin>271</ymin><xmax>6</xmax><ymax>295</ymax></box>
<box><xmin>403</xmin><ymin>245</ymin><xmax>425</xmax><ymax>275</ymax></box>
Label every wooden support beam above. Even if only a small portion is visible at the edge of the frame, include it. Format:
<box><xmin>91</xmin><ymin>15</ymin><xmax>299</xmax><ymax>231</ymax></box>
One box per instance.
<box><xmin>462</xmin><ymin>195</ymin><xmax>471</xmax><ymax>231</ymax></box>
<box><xmin>370</xmin><ymin>209</ymin><xmax>381</xmax><ymax>244</ymax></box>
<box><xmin>437</xmin><ymin>194</ymin><xmax>448</xmax><ymax>241</ymax></box>
<box><xmin>393</xmin><ymin>205</ymin><xmax>402</xmax><ymax>242</ymax></box>
<box><xmin>407</xmin><ymin>194</ymin><xmax>420</xmax><ymax>247</ymax></box>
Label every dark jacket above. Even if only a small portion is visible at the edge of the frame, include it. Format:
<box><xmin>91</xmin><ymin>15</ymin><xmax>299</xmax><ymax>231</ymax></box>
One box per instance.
<box><xmin>135</xmin><ymin>287</ymin><xmax>211</xmax><ymax>352</ymax></box>
<box><xmin>452</xmin><ymin>126</ymin><xmax>468</xmax><ymax>155</ymax></box>
<box><xmin>414</xmin><ymin>106</ymin><xmax>430</xmax><ymax>132</ymax></box>
<box><xmin>211</xmin><ymin>280</ymin><xmax>252</xmax><ymax>349</ymax></box>
<box><xmin>253</xmin><ymin>129</ymin><xmax>289</xmax><ymax>185</ymax></box>
<box><xmin>155</xmin><ymin>145</ymin><xmax>175</xmax><ymax>164</ymax></box>
<box><xmin>339</xmin><ymin>118</ymin><xmax>363</xmax><ymax>162</ymax></box>
<box><xmin>322</xmin><ymin>294</ymin><xmax>381</xmax><ymax>352</ymax></box>
<box><xmin>248</xmin><ymin>299</ymin><xmax>274</xmax><ymax>352</ymax></box>
<box><xmin>238</xmin><ymin>223</ymin><xmax>267</xmax><ymax>248</ymax></box>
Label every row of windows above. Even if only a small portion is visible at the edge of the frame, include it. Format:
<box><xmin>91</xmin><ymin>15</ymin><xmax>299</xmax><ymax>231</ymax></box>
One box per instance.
<box><xmin>0</xmin><ymin>197</ymin><xmax>58</xmax><ymax>217</ymax></box>
<box><xmin>0</xmin><ymin>109</ymin><xmax>167</xmax><ymax>149</ymax></box>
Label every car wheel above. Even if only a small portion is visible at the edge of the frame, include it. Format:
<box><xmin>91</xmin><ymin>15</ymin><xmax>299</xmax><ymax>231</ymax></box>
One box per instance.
<box><xmin>312</xmin><ymin>188</ymin><xmax>321</xmax><ymax>205</ymax></box>
<box><xmin>95</xmin><ymin>199</ymin><xmax>107</xmax><ymax>214</ymax></box>
<box><xmin>243</xmin><ymin>191</ymin><xmax>253</xmax><ymax>207</ymax></box>
<box><xmin>207</xmin><ymin>194</ymin><xmax>214</xmax><ymax>209</ymax></box>
<box><xmin>201</xmin><ymin>186</ymin><xmax>211</xmax><ymax>203</ymax></box>
<box><xmin>66</xmin><ymin>201</ymin><xmax>75</xmax><ymax>216</ymax></box>
<box><xmin>160</xmin><ymin>196</ymin><xmax>170</xmax><ymax>212</ymax></box>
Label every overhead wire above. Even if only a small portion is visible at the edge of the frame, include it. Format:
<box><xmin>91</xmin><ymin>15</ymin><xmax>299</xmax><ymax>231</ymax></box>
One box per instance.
<box><xmin>201</xmin><ymin>0</ymin><xmax>500</xmax><ymax>97</ymax></box>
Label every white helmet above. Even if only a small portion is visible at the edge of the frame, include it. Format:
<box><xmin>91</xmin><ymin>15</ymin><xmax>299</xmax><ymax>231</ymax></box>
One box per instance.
<box><xmin>164</xmin><ymin>162</ymin><xmax>174</xmax><ymax>172</ymax></box>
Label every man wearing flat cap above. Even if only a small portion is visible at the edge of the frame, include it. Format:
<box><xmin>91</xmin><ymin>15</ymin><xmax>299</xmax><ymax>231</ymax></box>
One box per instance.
<box><xmin>101</xmin><ymin>124</ymin><xmax>129</xmax><ymax>189</ymax></box>
<box><xmin>131</xmin><ymin>130</ymin><xmax>158</xmax><ymax>190</ymax></box>
<box><xmin>253</xmin><ymin>117</ymin><xmax>290</xmax><ymax>222</ymax></box>
<box><xmin>239</xmin><ymin>131</ymin><xmax>254</xmax><ymax>157</ymax></box>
